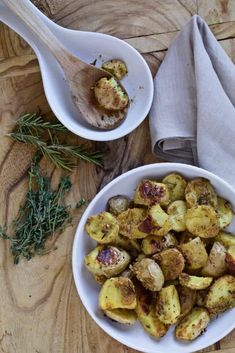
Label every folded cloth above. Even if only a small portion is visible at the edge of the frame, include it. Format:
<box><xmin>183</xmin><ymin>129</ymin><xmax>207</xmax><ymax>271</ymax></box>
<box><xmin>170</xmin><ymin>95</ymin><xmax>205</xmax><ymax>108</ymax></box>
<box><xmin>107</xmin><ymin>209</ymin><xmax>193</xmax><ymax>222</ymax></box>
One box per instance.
<box><xmin>149</xmin><ymin>14</ymin><xmax>235</xmax><ymax>187</ymax></box>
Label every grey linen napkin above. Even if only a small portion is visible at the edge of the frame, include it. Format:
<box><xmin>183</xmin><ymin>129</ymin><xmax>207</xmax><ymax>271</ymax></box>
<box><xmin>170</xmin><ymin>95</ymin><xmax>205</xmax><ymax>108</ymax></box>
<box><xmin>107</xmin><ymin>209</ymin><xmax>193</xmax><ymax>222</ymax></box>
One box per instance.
<box><xmin>149</xmin><ymin>15</ymin><xmax>235</xmax><ymax>187</ymax></box>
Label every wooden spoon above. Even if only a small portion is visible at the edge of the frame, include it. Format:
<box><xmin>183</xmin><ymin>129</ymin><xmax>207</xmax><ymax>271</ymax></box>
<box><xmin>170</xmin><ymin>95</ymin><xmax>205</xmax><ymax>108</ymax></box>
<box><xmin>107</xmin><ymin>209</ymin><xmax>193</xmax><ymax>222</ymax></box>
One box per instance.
<box><xmin>2</xmin><ymin>0</ymin><xmax>128</xmax><ymax>130</ymax></box>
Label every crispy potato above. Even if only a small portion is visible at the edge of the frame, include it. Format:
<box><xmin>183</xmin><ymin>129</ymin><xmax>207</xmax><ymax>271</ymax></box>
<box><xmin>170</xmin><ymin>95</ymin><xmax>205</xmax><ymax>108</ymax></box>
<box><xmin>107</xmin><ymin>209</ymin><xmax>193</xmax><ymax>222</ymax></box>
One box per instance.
<box><xmin>131</xmin><ymin>258</ymin><xmax>164</xmax><ymax>291</ymax></box>
<box><xmin>167</xmin><ymin>200</ymin><xmax>187</xmax><ymax>232</ymax></box>
<box><xmin>185</xmin><ymin>205</ymin><xmax>220</xmax><ymax>238</ymax></box>
<box><xmin>175</xmin><ymin>307</ymin><xmax>210</xmax><ymax>341</ymax></box>
<box><xmin>225</xmin><ymin>245</ymin><xmax>235</xmax><ymax>275</ymax></box>
<box><xmin>85</xmin><ymin>245</ymin><xmax>130</xmax><ymax>278</ymax></box>
<box><xmin>202</xmin><ymin>241</ymin><xmax>226</xmax><ymax>277</ymax></box>
<box><xmin>104</xmin><ymin>308</ymin><xmax>137</xmax><ymax>325</ymax></box>
<box><xmin>185</xmin><ymin>178</ymin><xmax>218</xmax><ymax>208</ymax></box>
<box><xmin>179</xmin><ymin>273</ymin><xmax>213</xmax><ymax>290</ymax></box>
<box><xmin>149</xmin><ymin>204</ymin><xmax>172</xmax><ymax>236</ymax></box>
<box><xmin>217</xmin><ymin>197</ymin><xmax>233</xmax><ymax>228</ymax></box>
<box><xmin>154</xmin><ymin>248</ymin><xmax>185</xmax><ymax>280</ymax></box>
<box><xmin>141</xmin><ymin>233</ymin><xmax>178</xmax><ymax>255</ymax></box>
<box><xmin>134</xmin><ymin>179</ymin><xmax>170</xmax><ymax>206</ymax></box>
<box><xmin>102</xmin><ymin>59</ymin><xmax>128</xmax><ymax>80</ymax></box>
<box><xmin>118</xmin><ymin>208</ymin><xmax>147</xmax><ymax>239</ymax></box>
<box><xmin>216</xmin><ymin>231</ymin><xmax>235</xmax><ymax>248</ymax></box>
<box><xmin>94</xmin><ymin>274</ymin><xmax>107</xmax><ymax>285</ymax></box>
<box><xmin>107</xmin><ymin>195</ymin><xmax>130</xmax><ymax>216</ymax></box>
<box><xmin>111</xmin><ymin>234</ymin><xmax>141</xmax><ymax>256</ymax></box>
<box><xmin>180</xmin><ymin>237</ymin><xmax>208</xmax><ymax>270</ymax></box>
<box><xmin>156</xmin><ymin>285</ymin><xmax>181</xmax><ymax>324</ymax></box>
<box><xmin>162</xmin><ymin>173</ymin><xmax>187</xmax><ymax>201</ymax></box>
<box><xmin>99</xmin><ymin>277</ymin><xmax>137</xmax><ymax>310</ymax></box>
<box><xmin>177</xmin><ymin>285</ymin><xmax>196</xmax><ymax>318</ymax></box>
<box><xmin>196</xmin><ymin>289</ymin><xmax>209</xmax><ymax>307</ymax></box>
<box><xmin>86</xmin><ymin>211</ymin><xmax>119</xmax><ymax>243</ymax></box>
<box><xmin>205</xmin><ymin>275</ymin><xmax>235</xmax><ymax>315</ymax></box>
<box><xmin>135</xmin><ymin>284</ymin><xmax>168</xmax><ymax>338</ymax></box>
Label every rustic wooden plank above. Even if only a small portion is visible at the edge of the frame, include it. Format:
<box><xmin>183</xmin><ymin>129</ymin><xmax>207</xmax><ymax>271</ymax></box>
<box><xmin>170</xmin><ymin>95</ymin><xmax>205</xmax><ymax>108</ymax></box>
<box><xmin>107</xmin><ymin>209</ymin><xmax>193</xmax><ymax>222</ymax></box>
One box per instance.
<box><xmin>198</xmin><ymin>0</ymin><xmax>235</xmax><ymax>24</ymax></box>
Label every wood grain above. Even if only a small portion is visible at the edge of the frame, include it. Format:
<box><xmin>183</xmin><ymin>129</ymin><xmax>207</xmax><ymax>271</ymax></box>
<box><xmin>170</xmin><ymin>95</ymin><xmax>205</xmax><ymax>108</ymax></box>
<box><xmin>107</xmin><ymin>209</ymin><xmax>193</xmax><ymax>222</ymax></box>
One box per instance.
<box><xmin>0</xmin><ymin>1</ymin><xmax>234</xmax><ymax>353</ymax></box>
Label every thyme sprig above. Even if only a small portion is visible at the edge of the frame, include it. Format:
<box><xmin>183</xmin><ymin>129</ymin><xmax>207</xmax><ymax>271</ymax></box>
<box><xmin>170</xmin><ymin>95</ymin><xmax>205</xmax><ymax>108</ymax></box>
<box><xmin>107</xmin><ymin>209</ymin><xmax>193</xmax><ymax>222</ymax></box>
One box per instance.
<box><xmin>8</xmin><ymin>113</ymin><xmax>103</xmax><ymax>170</ymax></box>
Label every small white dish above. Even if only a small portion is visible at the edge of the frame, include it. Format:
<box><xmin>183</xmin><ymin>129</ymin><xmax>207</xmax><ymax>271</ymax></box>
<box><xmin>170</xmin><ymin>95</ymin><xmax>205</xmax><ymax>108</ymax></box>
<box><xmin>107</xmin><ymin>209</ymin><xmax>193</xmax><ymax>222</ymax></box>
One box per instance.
<box><xmin>0</xmin><ymin>0</ymin><xmax>154</xmax><ymax>141</ymax></box>
<box><xmin>72</xmin><ymin>163</ymin><xmax>235</xmax><ymax>353</ymax></box>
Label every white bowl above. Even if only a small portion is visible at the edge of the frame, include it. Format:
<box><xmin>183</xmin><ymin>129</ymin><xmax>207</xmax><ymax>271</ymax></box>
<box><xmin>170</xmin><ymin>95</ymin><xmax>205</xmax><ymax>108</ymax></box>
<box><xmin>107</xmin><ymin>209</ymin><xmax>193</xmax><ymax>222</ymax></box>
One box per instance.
<box><xmin>72</xmin><ymin>163</ymin><xmax>235</xmax><ymax>353</ymax></box>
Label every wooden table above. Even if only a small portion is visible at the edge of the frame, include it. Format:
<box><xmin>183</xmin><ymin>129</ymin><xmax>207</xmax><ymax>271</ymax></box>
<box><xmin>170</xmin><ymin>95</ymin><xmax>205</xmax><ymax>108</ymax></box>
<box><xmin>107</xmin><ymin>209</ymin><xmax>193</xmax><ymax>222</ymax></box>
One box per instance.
<box><xmin>0</xmin><ymin>1</ymin><xmax>235</xmax><ymax>352</ymax></box>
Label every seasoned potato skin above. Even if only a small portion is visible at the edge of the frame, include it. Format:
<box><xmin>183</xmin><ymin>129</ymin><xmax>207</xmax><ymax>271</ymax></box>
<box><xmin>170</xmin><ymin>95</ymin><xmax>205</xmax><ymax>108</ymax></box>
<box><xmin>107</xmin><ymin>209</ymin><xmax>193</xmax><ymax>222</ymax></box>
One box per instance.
<box><xmin>85</xmin><ymin>245</ymin><xmax>130</xmax><ymax>278</ymax></box>
<box><xmin>162</xmin><ymin>173</ymin><xmax>187</xmax><ymax>201</ymax></box>
<box><xmin>175</xmin><ymin>307</ymin><xmax>210</xmax><ymax>341</ymax></box>
<box><xmin>86</xmin><ymin>211</ymin><xmax>119</xmax><ymax>243</ymax></box>
<box><xmin>202</xmin><ymin>241</ymin><xmax>226</xmax><ymax>277</ymax></box>
<box><xmin>104</xmin><ymin>308</ymin><xmax>137</xmax><ymax>325</ymax></box>
<box><xmin>107</xmin><ymin>195</ymin><xmax>130</xmax><ymax>216</ymax></box>
<box><xmin>149</xmin><ymin>204</ymin><xmax>172</xmax><ymax>236</ymax></box>
<box><xmin>135</xmin><ymin>283</ymin><xmax>168</xmax><ymax>338</ymax></box>
<box><xmin>217</xmin><ymin>197</ymin><xmax>233</xmax><ymax>228</ymax></box>
<box><xmin>177</xmin><ymin>285</ymin><xmax>196</xmax><ymax>318</ymax></box>
<box><xmin>185</xmin><ymin>178</ymin><xmax>218</xmax><ymax>208</ymax></box>
<box><xmin>102</xmin><ymin>59</ymin><xmax>128</xmax><ymax>80</ymax></box>
<box><xmin>99</xmin><ymin>277</ymin><xmax>137</xmax><ymax>310</ymax></box>
<box><xmin>156</xmin><ymin>285</ymin><xmax>181</xmax><ymax>324</ymax></box>
<box><xmin>225</xmin><ymin>245</ymin><xmax>235</xmax><ymax>275</ymax></box>
<box><xmin>185</xmin><ymin>205</ymin><xmax>220</xmax><ymax>238</ymax></box>
<box><xmin>167</xmin><ymin>200</ymin><xmax>187</xmax><ymax>232</ymax></box>
<box><xmin>216</xmin><ymin>231</ymin><xmax>235</xmax><ymax>248</ymax></box>
<box><xmin>118</xmin><ymin>208</ymin><xmax>147</xmax><ymax>239</ymax></box>
<box><xmin>206</xmin><ymin>275</ymin><xmax>235</xmax><ymax>315</ymax></box>
<box><xmin>142</xmin><ymin>233</ymin><xmax>178</xmax><ymax>255</ymax></box>
<box><xmin>134</xmin><ymin>180</ymin><xmax>170</xmax><ymax>206</ymax></box>
<box><xmin>180</xmin><ymin>237</ymin><xmax>208</xmax><ymax>270</ymax></box>
<box><xmin>131</xmin><ymin>258</ymin><xmax>164</xmax><ymax>291</ymax></box>
<box><xmin>179</xmin><ymin>273</ymin><xmax>213</xmax><ymax>290</ymax></box>
<box><xmin>154</xmin><ymin>248</ymin><xmax>185</xmax><ymax>280</ymax></box>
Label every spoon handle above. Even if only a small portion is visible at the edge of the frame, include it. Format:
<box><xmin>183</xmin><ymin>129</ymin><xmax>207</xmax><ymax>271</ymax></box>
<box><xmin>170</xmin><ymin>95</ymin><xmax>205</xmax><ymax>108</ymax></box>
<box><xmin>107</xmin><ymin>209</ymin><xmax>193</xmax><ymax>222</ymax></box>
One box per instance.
<box><xmin>1</xmin><ymin>0</ymin><xmax>81</xmax><ymax>69</ymax></box>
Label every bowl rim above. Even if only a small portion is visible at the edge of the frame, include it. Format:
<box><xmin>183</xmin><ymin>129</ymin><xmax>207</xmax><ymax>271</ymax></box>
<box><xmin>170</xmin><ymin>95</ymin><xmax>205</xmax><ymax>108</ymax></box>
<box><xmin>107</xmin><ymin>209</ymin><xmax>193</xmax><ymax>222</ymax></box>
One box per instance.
<box><xmin>72</xmin><ymin>162</ymin><xmax>235</xmax><ymax>353</ymax></box>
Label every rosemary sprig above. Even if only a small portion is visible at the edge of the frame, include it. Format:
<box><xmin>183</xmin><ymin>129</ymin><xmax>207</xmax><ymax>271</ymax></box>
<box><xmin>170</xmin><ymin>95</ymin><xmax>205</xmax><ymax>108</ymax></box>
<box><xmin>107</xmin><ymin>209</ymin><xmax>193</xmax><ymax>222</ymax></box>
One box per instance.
<box><xmin>8</xmin><ymin>113</ymin><xmax>103</xmax><ymax>170</ymax></box>
<box><xmin>0</xmin><ymin>161</ymin><xmax>73</xmax><ymax>264</ymax></box>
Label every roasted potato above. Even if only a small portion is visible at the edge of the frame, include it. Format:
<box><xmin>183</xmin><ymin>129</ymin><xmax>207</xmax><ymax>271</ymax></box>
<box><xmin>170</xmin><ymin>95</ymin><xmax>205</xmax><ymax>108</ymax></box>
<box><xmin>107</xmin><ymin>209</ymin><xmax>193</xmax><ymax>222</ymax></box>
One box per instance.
<box><xmin>107</xmin><ymin>195</ymin><xmax>130</xmax><ymax>216</ymax></box>
<box><xmin>102</xmin><ymin>59</ymin><xmax>128</xmax><ymax>80</ymax></box>
<box><xmin>104</xmin><ymin>308</ymin><xmax>137</xmax><ymax>325</ymax></box>
<box><xmin>167</xmin><ymin>200</ymin><xmax>187</xmax><ymax>232</ymax></box>
<box><xmin>86</xmin><ymin>211</ymin><xmax>119</xmax><ymax>243</ymax></box>
<box><xmin>141</xmin><ymin>233</ymin><xmax>178</xmax><ymax>255</ymax></box>
<box><xmin>216</xmin><ymin>231</ymin><xmax>235</xmax><ymax>248</ymax></box>
<box><xmin>149</xmin><ymin>204</ymin><xmax>172</xmax><ymax>236</ymax></box>
<box><xmin>154</xmin><ymin>248</ymin><xmax>185</xmax><ymax>280</ymax></box>
<box><xmin>99</xmin><ymin>277</ymin><xmax>137</xmax><ymax>310</ymax></box>
<box><xmin>202</xmin><ymin>241</ymin><xmax>226</xmax><ymax>277</ymax></box>
<box><xmin>131</xmin><ymin>258</ymin><xmax>164</xmax><ymax>291</ymax></box>
<box><xmin>135</xmin><ymin>283</ymin><xmax>168</xmax><ymax>338</ymax></box>
<box><xmin>177</xmin><ymin>285</ymin><xmax>196</xmax><ymax>318</ymax></box>
<box><xmin>196</xmin><ymin>289</ymin><xmax>209</xmax><ymax>307</ymax></box>
<box><xmin>217</xmin><ymin>197</ymin><xmax>233</xmax><ymax>228</ymax></box>
<box><xmin>179</xmin><ymin>273</ymin><xmax>213</xmax><ymax>290</ymax></box>
<box><xmin>162</xmin><ymin>173</ymin><xmax>187</xmax><ymax>201</ymax></box>
<box><xmin>134</xmin><ymin>179</ymin><xmax>170</xmax><ymax>206</ymax></box>
<box><xmin>205</xmin><ymin>275</ymin><xmax>235</xmax><ymax>315</ymax></box>
<box><xmin>156</xmin><ymin>285</ymin><xmax>181</xmax><ymax>324</ymax></box>
<box><xmin>85</xmin><ymin>245</ymin><xmax>130</xmax><ymax>278</ymax></box>
<box><xmin>185</xmin><ymin>178</ymin><xmax>218</xmax><ymax>208</ymax></box>
<box><xmin>178</xmin><ymin>231</ymin><xmax>195</xmax><ymax>244</ymax></box>
<box><xmin>94</xmin><ymin>274</ymin><xmax>107</xmax><ymax>285</ymax></box>
<box><xmin>180</xmin><ymin>237</ymin><xmax>208</xmax><ymax>270</ymax></box>
<box><xmin>118</xmin><ymin>208</ymin><xmax>147</xmax><ymax>239</ymax></box>
<box><xmin>225</xmin><ymin>245</ymin><xmax>235</xmax><ymax>275</ymax></box>
<box><xmin>185</xmin><ymin>205</ymin><xmax>220</xmax><ymax>238</ymax></box>
<box><xmin>111</xmin><ymin>234</ymin><xmax>141</xmax><ymax>256</ymax></box>
<box><xmin>175</xmin><ymin>307</ymin><xmax>210</xmax><ymax>341</ymax></box>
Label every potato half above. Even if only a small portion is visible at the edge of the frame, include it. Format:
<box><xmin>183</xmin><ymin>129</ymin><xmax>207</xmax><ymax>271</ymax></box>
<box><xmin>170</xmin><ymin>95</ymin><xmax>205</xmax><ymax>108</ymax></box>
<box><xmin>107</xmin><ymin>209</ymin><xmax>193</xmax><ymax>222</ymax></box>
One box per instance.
<box><xmin>180</xmin><ymin>237</ymin><xmax>208</xmax><ymax>270</ymax></box>
<box><xmin>202</xmin><ymin>241</ymin><xmax>226</xmax><ymax>277</ymax></box>
<box><xmin>149</xmin><ymin>204</ymin><xmax>172</xmax><ymax>236</ymax></box>
<box><xmin>154</xmin><ymin>248</ymin><xmax>185</xmax><ymax>280</ymax></box>
<box><xmin>131</xmin><ymin>258</ymin><xmax>164</xmax><ymax>291</ymax></box>
<box><xmin>104</xmin><ymin>308</ymin><xmax>137</xmax><ymax>325</ymax></box>
<box><xmin>206</xmin><ymin>275</ymin><xmax>235</xmax><ymax>315</ymax></box>
<box><xmin>141</xmin><ymin>233</ymin><xmax>178</xmax><ymax>255</ymax></box>
<box><xmin>175</xmin><ymin>307</ymin><xmax>210</xmax><ymax>341</ymax></box>
<box><xmin>179</xmin><ymin>273</ymin><xmax>213</xmax><ymax>290</ymax></box>
<box><xmin>107</xmin><ymin>195</ymin><xmax>130</xmax><ymax>216</ymax></box>
<box><xmin>102</xmin><ymin>59</ymin><xmax>128</xmax><ymax>80</ymax></box>
<box><xmin>134</xmin><ymin>179</ymin><xmax>170</xmax><ymax>206</ymax></box>
<box><xmin>156</xmin><ymin>285</ymin><xmax>181</xmax><ymax>324</ymax></box>
<box><xmin>85</xmin><ymin>245</ymin><xmax>130</xmax><ymax>278</ymax></box>
<box><xmin>185</xmin><ymin>205</ymin><xmax>220</xmax><ymax>238</ymax></box>
<box><xmin>167</xmin><ymin>200</ymin><xmax>187</xmax><ymax>232</ymax></box>
<box><xmin>85</xmin><ymin>211</ymin><xmax>119</xmax><ymax>243</ymax></box>
<box><xmin>217</xmin><ymin>197</ymin><xmax>233</xmax><ymax>228</ymax></box>
<box><xmin>185</xmin><ymin>178</ymin><xmax>218</xmax><ymax>208</ymax></box>
<box><xmin>99</xmin><ymin>277</ymin><xmax>137</xmax><ymax>310</ymax></box>
<box><xmin>162</xmin><ymin>173</ymin><xmax>187</xmax><ymax>201</ymax></box>
<box><xmin>118</xmin><ymin>208</ymin><xmax>147</xmax><ymax>239</ymax></box>
<box><xmin>177</xmin><ymin>285</ymin><xmax>196</xmax><ymax>318</ymax></box>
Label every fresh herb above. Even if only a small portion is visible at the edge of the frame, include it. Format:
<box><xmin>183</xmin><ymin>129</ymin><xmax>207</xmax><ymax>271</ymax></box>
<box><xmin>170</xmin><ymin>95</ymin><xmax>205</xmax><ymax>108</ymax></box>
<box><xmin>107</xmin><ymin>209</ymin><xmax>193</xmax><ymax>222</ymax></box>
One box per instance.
<box><xmin>8</xmin><ymin>113</ymin><xmax>103</xmax><ymax>171</ymax></box>
<box><xmin>76</xmin><ymin>198</ymin><xmax>86</xmax><ymax>208</ymax></box>
<box><xmin>0</xmin><ymin>160</ymin><xmax>72</xmax><ymax>264</ymax></box>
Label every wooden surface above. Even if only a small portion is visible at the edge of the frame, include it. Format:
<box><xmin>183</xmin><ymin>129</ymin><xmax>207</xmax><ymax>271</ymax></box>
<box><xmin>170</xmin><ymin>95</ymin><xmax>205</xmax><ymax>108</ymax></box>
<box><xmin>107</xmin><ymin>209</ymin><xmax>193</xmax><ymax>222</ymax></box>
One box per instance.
<box><xmin>0</xmin><ymin>1</ymin><xmax>235</xmax><ymax>352</ymax></box>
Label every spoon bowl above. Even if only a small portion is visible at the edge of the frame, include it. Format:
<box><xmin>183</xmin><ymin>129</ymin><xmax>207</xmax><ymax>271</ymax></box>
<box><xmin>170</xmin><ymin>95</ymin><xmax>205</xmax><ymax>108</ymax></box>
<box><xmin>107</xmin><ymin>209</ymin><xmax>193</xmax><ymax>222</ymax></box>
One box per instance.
<box><xmin>0</xmin><ymin>0</ymin><xmax>154</xmax><ymax>141</ymax></box>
